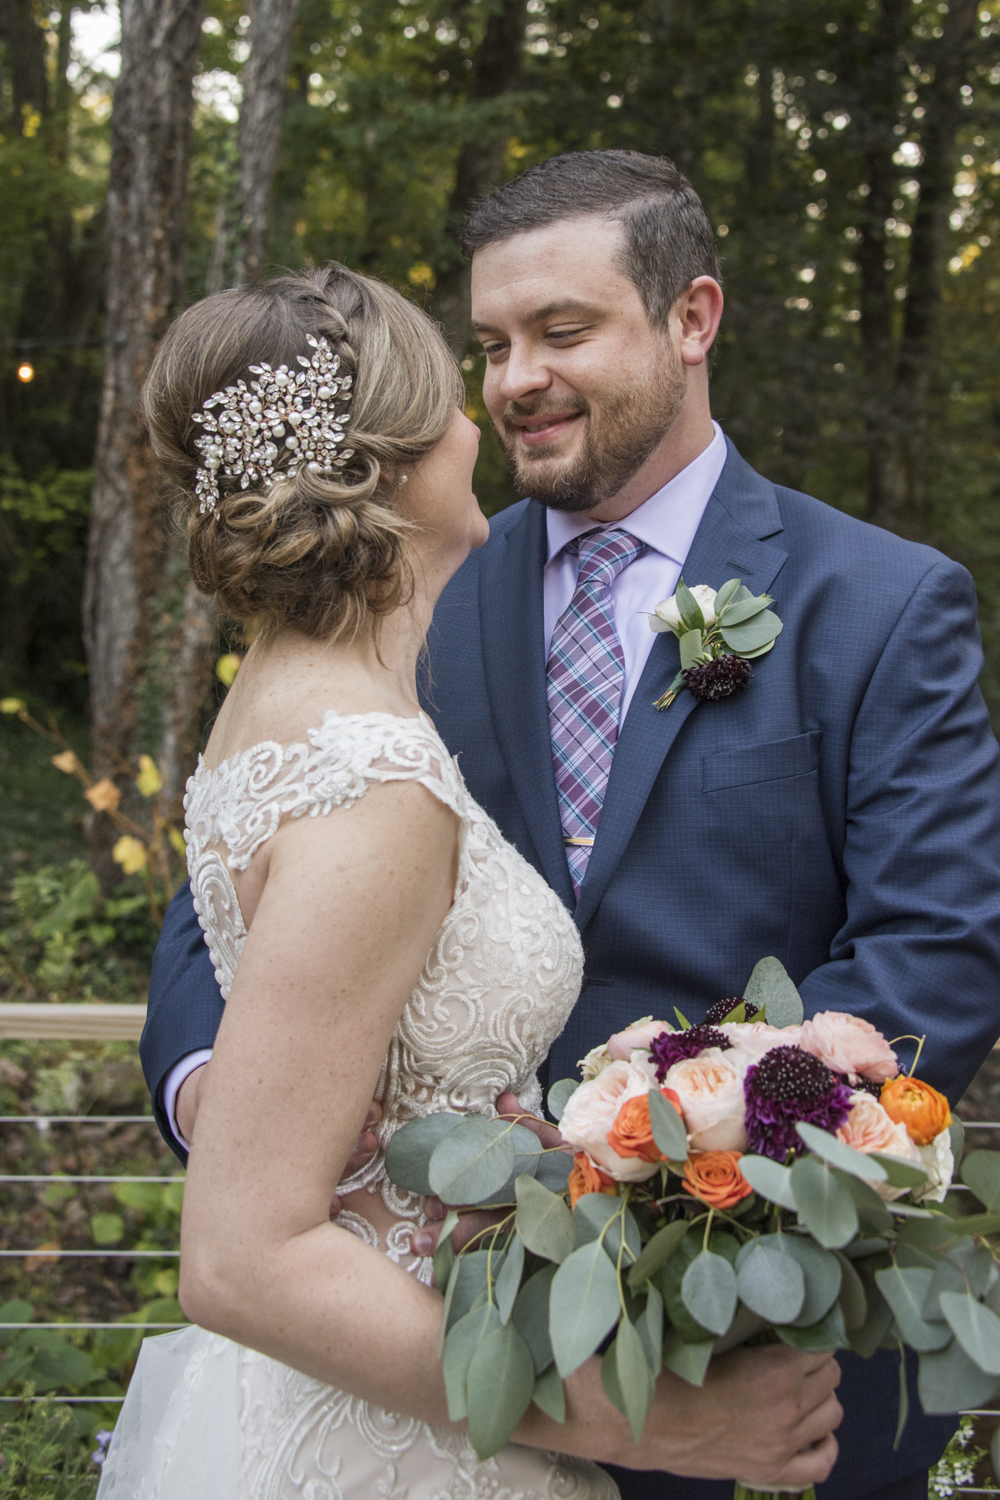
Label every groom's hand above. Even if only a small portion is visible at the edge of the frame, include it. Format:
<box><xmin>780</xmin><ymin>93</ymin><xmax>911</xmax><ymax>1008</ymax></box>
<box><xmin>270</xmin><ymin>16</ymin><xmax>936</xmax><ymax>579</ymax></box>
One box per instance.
<box><xmin>410</xmin><ymin>1091</ymin><xmax>569</xmax><ymax>1256</ymax></box>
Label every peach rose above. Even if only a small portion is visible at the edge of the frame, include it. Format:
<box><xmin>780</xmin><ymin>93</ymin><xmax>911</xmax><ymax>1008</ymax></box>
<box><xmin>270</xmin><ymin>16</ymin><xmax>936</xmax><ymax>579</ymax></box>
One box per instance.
<box><xmin>607</xmin><ymin>1088</ymin><xmax>683</xmax><ymax>1163</ymax></box>
<box><xmin>836</xmin><ymin>1090</ymin><xmax>923</xmax><ymax>1201</ymax></box>
<box><xmin>608</xmin><ymin>1019</ymin><xmax>672</xmax><ymax>1061</ymax></box>
<box><xmin>568</xmin><ymin>1153</ymin><xmax>618</xmax><ymax>1209</ymax></box>
<box><xmin>799</xmin><ymin>1012</ymin><xmax>898</xmax><ymax>1084</ymax></box>
<box><xmin>837</xmin><ymin>1091</ymin><xmax>919</xmax><ymax>1157</ymax></box>
<box><xmin>559</xmin><ymin>1060</ymin><xmax>662</xmax><ymax>1181</ymax></box>
<box><xmin>663</xmin><ymin>1049</ymin><xmax>748</xmax><ymax>1152</ymax></box>
<box><xmin>682</xmin><ymin>1151</ymin><xmax>753</xmax><ymax>1210</ymax></box>
<box><xmin>880</xmin><ymin>1075</ymin><xmax>952</xmax><ymax>1147</ymax></box>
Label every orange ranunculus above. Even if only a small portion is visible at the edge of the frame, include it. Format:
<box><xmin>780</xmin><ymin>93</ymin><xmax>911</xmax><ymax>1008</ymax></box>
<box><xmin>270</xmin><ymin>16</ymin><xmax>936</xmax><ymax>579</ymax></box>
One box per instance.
<box><xmin>568</xmin><ymin>1153</ymin><xmax>618</xmax><ymax>1209</ymax></box>
<box><xmin>880</xmin><ymin>1075</ymin><xmax>952</xmax><ymax>1146</ymax></box>
<box><xmin>682</xmin><ymin>1151</ymin><xmax>753</xmax><ymax>1210</ymax></box>
<box><xmin>607</xmin><ymin>1088</ymin><xmax>684</xmax><ymax>1164</ymax></box>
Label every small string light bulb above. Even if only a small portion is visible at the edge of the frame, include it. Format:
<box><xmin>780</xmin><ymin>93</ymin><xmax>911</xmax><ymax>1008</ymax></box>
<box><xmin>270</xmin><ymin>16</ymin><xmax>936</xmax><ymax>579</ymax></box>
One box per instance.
<box><xmin>16</xmin><ymin>363</ymin><xmax>35</xmax><ymax>383</ymax></box>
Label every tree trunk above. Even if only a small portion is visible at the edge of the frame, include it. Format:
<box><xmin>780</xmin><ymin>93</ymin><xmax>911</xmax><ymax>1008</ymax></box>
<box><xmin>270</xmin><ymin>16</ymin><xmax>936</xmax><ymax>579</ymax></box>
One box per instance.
<box><xmin>895</xmin><ymin>0</ymin><xmax>979</xmax><ymax>524</ymax></box>
<box><xmin>234</xmin><ymin>0</ymin><xmax>299</xmax><ymax>284</ymax></box>
<box><xmin>854</xmin><ymin>0</ymin><xmax>910</xmax><ymax>527</ymax></box>
<box><xmin>83</xmin><ymin>0</ymin><xmax>204</xmax><ymax>811</ymax></box>
<box><xmin>860</xmin><ymin>0</ymin><xmax>980</xmax><ymax>530</ymax></box>
<box><xmin>432</xmin><ymin>0</ymin><xmax>528</xmax><ymax>355</ymax></box>
<box><xmin>0</xmin><ymin>0</ymin><xmax>48</xmax><ymax>130</ymax></box>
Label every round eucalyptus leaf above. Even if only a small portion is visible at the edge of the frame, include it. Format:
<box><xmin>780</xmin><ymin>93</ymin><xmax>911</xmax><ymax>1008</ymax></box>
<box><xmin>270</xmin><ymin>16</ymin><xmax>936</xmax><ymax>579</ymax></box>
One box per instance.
<box><xmin>550</xmin><ymin>1241</ymin><xmax>621</xmax><ymax>1378</ymax></box>
<box><xmin>466</xmin><ymin>1320</ymin><xmax>536</xmax><ymax>1459</ymax></box>
<box><xmin>681</xmin><ymin>1251</ymin><xmax>738</xmax><ymax>1337</ymax></box>
<box><xmin>791</xmin><ymin>1155</ymin><xmax>859</xmax><ymax>1249</ymax></box>
<box><xmin>385</xmin><ymin>1112</ymin><xmax>462</xmax><ymax>1195</ymax></box>
<box><xmin>428</xmin><ymin>1115</ymin><xmax>517</xmax><ymax>1205</ymax></box>
<box><xmin>735</xmin><ymin>1241</ymin><xmax>805</xmax><ymax>1324</ymax></box>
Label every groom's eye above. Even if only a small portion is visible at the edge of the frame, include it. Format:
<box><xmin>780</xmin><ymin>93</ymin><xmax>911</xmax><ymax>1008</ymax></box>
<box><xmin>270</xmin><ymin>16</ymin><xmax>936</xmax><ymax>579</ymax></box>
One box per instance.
<box><xmin>546</xmin><ymin>326</ymin><xmax>589</xmax><ymax>343</ymax></box>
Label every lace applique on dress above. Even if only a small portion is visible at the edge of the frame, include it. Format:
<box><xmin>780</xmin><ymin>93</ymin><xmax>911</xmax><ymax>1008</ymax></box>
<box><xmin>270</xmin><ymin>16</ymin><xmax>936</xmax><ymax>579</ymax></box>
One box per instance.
<box><xmin>98</xmin><ymin>712</ymin><xmax>617</xmax><ymax>1500</ymax></box>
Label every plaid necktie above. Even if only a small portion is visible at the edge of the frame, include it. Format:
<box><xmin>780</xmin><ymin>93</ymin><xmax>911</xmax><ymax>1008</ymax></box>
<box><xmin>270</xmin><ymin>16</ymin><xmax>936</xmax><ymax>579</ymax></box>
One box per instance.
<box><xmin>547</xmin><ymin>528</ymin><xmax>647</xmax><ymax>897</ymax></box>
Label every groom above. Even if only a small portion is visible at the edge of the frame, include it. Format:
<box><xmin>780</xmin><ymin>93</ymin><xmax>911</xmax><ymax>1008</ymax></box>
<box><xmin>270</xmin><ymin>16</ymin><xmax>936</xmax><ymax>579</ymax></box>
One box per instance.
<box><xmin>143</xmin><ymin>151</ymin><xmax>1000</xmax><ymax>1500</ymax></box>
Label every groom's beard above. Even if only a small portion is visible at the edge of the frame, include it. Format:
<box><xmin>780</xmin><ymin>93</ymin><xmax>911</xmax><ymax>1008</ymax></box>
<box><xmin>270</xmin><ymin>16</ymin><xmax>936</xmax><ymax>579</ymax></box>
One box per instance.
<box><xmin>495</xmin><ymin>356</ymin><xmax>687</xmax><ymax>514</ymax></box>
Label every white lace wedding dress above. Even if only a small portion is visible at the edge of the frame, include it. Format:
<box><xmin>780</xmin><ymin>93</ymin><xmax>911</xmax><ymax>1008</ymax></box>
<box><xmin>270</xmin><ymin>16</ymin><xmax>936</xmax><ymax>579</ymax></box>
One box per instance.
<box><xmin>98</xmin><ymin>711</ymin><xmax>619</xmax><ymax>1500</ymax></box>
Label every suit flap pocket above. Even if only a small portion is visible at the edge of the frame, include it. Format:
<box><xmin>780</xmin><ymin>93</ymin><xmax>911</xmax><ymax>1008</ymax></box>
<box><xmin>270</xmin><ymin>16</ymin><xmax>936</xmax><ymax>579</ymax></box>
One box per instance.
<box><xmin>703</xmin><ymin>731</ymin><xmax>821</xmax><ymax>793</ymax></box>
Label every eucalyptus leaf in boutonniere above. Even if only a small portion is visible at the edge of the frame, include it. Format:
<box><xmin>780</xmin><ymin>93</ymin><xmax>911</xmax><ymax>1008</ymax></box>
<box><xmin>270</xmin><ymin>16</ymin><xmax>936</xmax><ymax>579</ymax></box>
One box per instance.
<box><xmin>649</xmin><ymin>577</ymin><xmax>783</xmax><ymax>710</ymax></box>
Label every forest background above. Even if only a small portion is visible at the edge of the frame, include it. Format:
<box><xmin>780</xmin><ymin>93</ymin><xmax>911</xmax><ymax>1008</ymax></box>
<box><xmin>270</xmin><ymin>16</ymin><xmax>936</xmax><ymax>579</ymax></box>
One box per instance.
<box><xmin>3</xmin><ymin>0</ymin><xmax>1000</xmax><ymax>934</ymax></box>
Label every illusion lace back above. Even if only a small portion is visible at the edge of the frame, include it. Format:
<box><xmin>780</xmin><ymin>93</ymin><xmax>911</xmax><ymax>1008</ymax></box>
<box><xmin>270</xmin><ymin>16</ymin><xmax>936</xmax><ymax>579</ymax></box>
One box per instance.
<box><xmin>98</xmin><ymin>711</ymin><xmax>619</xmax><ymax>1500</ymax></box>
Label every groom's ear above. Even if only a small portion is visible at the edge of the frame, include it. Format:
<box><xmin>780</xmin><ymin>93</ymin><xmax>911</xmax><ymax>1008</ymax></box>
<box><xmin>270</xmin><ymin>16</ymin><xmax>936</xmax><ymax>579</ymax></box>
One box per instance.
<box><xmin>675</xmin><ymin>277</ymin><xmax>724</xmax><ymax>367</ymax></box>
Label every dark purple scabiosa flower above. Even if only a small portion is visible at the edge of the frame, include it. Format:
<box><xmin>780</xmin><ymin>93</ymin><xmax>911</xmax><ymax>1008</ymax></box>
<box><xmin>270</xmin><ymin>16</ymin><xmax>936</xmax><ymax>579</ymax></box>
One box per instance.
<box><xmin>682</xmin><ymin>654</ymin><xmax>752</xmax><ymax>703</ymax></box>
<box><xmin>851</xmin><ymin>1075</ymin><xmax>883</xmax><ymax>1100</ymax></box>
<box><xmin>650</xmin><ymin>1025</ymin><xmax>733</xmax><ymax>1083</ymax></box>
<box><xmin>743</xmin><ymin>1045</ymin><xmax>854</xmax><ymax>1160</ymax></box>
<box><xmin>704</xmin><ymin>996</ymin><xmax>760</xmax><ymax>1025</ymax></box>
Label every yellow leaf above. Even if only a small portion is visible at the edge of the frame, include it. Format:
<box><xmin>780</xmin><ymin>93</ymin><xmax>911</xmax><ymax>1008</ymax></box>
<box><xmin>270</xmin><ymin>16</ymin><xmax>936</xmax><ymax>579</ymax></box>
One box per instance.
<box><xmin>51</xmin><ymin>750</ymin><xmax>84</xmax><ymax>776</ymax></box>
<box><xmin>24</xmin><ymin>1241</ymin><xmax>60</xmax><ymax>1272</ymax></box>
<box><xmin>136</xmin><ymin>754</ymin><xmax>163</xmax><ymax>798</ymax></box>
<box><xmin>84</xmin><ymin>778</ymin><xmax>121</xmax><ymax>813</ymax></box>
<box><xmin>0</xmin><ymin>697</ymin><xmax>26</xmax><ymax>714</ymax></box>
<box><xmin>215</xmin><ymin>653</ymin><xmax>243</xmax><ymax>687</ymax></box>
<box><xmin>112</xmin><ymin>835</ymin><xmax>147</xmax><ymax>874</ymax></box>
<box><xmin>407</xmin><ymin>262</ymin><xmax>436</xmax><ymax>290</ymax></box>
<box><xmin>167</xmin><ymin>825</ymin><xmax>187</xmax><ymax>856</ymax></box>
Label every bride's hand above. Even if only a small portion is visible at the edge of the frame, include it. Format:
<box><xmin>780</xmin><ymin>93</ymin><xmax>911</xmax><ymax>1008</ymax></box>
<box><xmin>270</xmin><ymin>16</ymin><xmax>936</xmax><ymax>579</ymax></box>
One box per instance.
<box><xmin>409</xmin><ymin>1091</ymin><xmax>569</xmax><ymax>1256</ymax></box>
<box><xmin>328</xmin><ymin>1104</ymin><xmax>383</xmax><ymax>1218</ymax></box>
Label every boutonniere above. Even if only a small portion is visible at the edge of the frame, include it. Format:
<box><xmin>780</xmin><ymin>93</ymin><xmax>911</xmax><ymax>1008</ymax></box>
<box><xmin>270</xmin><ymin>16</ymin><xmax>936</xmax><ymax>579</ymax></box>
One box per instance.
<box><xmin>649</xmin><ymin>577</ymin><xmax>783</xmax><ymax>709</ymax></box>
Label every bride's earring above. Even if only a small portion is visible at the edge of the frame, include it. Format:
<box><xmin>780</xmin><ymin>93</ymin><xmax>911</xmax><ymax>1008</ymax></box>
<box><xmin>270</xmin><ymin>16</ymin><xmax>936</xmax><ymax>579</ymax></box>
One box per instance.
<box><xmin>397</xmin><ymin>474</ymin><xmax>408</xmax><ymax>488</ymax></box>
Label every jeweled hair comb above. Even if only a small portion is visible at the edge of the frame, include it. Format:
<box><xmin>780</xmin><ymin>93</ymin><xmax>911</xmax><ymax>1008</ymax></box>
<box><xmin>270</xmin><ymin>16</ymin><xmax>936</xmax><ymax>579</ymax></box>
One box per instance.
<box><xmin>190</xmin><ymin>335</ymin><xmax>355</xmax><ymax>516</ymax></box>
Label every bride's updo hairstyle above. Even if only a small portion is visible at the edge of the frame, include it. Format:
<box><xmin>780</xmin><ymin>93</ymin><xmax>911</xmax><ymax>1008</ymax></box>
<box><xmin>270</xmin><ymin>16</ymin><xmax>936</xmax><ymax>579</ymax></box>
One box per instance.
<box><xmin>141</xmin><ymin>263</ymin><xmax>464</xmax><ymax>642</ymax></box>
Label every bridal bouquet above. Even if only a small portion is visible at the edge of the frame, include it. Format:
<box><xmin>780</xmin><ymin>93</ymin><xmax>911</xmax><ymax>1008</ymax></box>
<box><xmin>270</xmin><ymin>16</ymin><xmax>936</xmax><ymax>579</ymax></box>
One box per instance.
<box><xmin>385</xmin><ymin>959</ymin><xmax>1000</xmax><ymax>1497</ymax></box>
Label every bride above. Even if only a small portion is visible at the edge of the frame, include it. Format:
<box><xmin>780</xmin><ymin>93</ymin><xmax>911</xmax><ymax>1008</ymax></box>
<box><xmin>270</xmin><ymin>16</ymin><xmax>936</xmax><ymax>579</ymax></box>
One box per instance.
<box><xmin>97</xmin><ymin>264</ymin><xmax>839</xmax><ymax>1499</ymax></box>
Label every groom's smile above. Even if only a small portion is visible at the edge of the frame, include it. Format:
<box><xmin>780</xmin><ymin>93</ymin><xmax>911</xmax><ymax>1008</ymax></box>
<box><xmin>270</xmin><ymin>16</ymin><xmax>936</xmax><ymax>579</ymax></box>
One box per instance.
<box><xmin>470</xmin><ymin>216</ymin><xmax>723</xmax><ymax>519</ymax></box>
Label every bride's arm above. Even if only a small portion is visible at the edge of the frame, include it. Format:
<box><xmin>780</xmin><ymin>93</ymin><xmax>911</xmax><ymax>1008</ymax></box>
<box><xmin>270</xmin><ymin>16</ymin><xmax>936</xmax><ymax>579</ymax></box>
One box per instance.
<box><xmin>179</xmin><ymin>777</ymin><xmax>461</xmax><ymax>1419</ymax></box>
<box><xmin>179</xmin><ymin>779</ymin><xmax>841</xmax><ymax>1483</ymax></box>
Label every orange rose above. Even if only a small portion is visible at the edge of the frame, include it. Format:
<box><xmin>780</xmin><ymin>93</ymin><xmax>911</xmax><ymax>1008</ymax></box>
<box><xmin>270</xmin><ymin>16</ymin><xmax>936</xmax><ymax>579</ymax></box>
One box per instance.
<box><xmin>607</xmin><ymin>1088</ymin><xmax>683</xmax><ymax>1164</ymax></box>
<box><xmin>568</xmin><ymin>1153</ymin><xmax>618</xmax><ymax>1209</ymax></box>
<box><xmin>880</xmin><ymin>1076</ymin><xmax>952</xmax><ymax>1147</ymax></box>
<box><xmin>682</xmin><ymin>1150</ymin><xmax>753</xmax><ymax>1210</ymax></box>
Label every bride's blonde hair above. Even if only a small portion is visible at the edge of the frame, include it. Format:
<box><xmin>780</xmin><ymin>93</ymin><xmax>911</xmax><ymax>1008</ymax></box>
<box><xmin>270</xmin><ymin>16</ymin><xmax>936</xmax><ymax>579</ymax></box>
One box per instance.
<box><xmin>141</xmin><ymin>264</ymin><xmax>464</xmax><ymax>643</ymax></box>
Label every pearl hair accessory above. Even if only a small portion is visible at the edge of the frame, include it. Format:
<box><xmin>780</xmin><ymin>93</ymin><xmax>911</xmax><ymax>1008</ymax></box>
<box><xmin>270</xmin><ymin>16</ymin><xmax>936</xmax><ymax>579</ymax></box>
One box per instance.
<box><xmin>190</xmin><ymin>335</ymin><xmax>355</xmax><ymax>516</ymax></box>
<box><xmin>397</xmin><ymin>473</ymin><xmax>408</xmax><ymax>487</ymax></box>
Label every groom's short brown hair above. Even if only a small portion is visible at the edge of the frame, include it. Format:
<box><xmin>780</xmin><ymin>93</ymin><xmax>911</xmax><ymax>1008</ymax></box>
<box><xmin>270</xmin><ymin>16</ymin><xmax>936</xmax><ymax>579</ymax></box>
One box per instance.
<box><xmin>461</xmin><ymin>150</ymin><xmax>721</xmax><ymax>331</ymax></box>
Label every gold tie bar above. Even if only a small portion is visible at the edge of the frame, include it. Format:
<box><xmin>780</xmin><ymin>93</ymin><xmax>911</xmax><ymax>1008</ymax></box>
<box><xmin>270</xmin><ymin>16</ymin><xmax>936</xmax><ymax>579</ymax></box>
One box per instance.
<box><xmin>564</xmin><ymin>837</ymin><xmax>595</xmax><ymax>846</ymax></box>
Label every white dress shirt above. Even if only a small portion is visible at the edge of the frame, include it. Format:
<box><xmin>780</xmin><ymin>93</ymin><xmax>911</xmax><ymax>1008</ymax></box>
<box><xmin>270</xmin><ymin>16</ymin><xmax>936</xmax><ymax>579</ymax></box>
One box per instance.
<box><xmin>543</xmin><ymin>420</ymin><xmax>727</xmax><ymax>720</ymax></box>
<box><xmin>163</xmin><ymin>423</ymin><xmax>728</xmax><ymax>1147</ymax></box>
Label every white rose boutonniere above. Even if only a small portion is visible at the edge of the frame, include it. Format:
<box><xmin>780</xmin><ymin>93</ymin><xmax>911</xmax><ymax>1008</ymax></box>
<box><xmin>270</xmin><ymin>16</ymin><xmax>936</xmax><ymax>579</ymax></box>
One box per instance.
<box><xmin>649</xmin><ymin>576</ymin><xmax>783</xmax><ymax>709</ymax></box>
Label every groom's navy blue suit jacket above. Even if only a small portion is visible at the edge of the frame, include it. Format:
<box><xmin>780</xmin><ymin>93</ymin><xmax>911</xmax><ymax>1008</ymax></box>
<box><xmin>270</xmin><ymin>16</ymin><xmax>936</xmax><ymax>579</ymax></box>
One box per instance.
<box><xmin>143</xmin><ymin>441</ymin><xmax>1000</xmax><ymax>1500</ymax></box>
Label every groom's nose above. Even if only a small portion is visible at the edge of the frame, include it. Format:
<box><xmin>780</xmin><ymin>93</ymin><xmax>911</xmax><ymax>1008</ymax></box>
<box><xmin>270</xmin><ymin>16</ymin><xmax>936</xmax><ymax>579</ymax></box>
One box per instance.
<box><xmin>489</xmin><ymin>337</ymin><xmax>555</xmax><ymax>408</ymax></box>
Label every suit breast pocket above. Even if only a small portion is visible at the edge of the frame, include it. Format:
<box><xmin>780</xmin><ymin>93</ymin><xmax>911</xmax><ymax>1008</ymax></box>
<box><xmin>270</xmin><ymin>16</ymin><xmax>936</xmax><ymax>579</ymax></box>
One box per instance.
<box><xmin>702</xmin><ymin>730</ymin><xmax>821</xmax><ymax>793</ymax></box>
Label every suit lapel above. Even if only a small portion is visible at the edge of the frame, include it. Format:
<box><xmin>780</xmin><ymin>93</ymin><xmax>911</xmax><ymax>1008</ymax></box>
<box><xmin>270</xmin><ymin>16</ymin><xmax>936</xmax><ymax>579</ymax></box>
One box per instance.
<box><xmin>478</xmin><ymin>502</ymin><xmax>576</xmax><ymax>908</ymax></box>
<box><xmin>573</xmin><ymin>444</ymin><xmax>790</xmax><ymax>931</ymax></box>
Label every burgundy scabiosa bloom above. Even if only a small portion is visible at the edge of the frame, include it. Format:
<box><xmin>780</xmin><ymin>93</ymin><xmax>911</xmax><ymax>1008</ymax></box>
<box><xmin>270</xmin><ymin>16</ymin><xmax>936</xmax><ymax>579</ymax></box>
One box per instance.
<box><xmin>704</xmin><ymin>996</ymin><xmax>760</xmax><ymax>1025</ymax></box>
<box><xmin>650</xmin><ymin>1024</ymin><xmax>732</xmax><ymax>1083</ymax></box>
<box><xmin>743</xmin><ymin>1045</ymin><xmax>854</xmax><ymax>1160</ymax></box>
<box><xmin>682</xmin><ymin>654</ymin><xmax>752</xmax><ymax>703</ymax></box>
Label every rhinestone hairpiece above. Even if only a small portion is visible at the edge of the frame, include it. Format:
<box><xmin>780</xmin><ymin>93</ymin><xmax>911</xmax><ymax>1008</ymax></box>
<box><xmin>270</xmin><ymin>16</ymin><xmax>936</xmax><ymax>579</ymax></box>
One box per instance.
<box><xmin>190</xmin><ymin>335</ymin><xmax>355</xmax><ymax>516</ymax></box>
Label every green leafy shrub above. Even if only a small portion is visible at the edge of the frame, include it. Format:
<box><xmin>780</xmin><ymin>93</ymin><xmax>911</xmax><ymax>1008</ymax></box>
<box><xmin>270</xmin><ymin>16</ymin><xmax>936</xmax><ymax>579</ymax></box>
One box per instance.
<box><xmin>0</xmin><ymin>860</ymin><xmax>155</xmax><ymax>1003</ymax></box>
<box><xmin>0</xmin><ymin>1394</ymin><xmax>105</xmax><ymax>1499</ymax></box>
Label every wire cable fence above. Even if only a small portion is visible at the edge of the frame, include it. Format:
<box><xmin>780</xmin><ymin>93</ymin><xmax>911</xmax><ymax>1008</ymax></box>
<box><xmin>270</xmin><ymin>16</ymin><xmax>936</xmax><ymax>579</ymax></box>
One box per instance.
<box><xmin>3</xmin><ymin>1111</ymin><xmax>1000</xmax><ymax>1491</ymax></box>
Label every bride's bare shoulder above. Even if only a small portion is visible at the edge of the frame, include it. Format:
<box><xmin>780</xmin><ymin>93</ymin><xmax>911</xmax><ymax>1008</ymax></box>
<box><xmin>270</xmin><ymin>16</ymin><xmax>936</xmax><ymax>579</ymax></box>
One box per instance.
<box><xmin>200</xmin><ymin>637</ymin><xmax>421</xmax><ymax>771</ymax></box>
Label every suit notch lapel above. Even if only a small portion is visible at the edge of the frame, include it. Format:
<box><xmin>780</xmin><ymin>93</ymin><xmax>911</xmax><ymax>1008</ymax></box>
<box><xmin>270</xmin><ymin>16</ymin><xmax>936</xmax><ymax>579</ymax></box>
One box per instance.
<box><xmin>478</xmin><ymin>504</ymin><xmax>575</xmax><ymax>908</ymax></box>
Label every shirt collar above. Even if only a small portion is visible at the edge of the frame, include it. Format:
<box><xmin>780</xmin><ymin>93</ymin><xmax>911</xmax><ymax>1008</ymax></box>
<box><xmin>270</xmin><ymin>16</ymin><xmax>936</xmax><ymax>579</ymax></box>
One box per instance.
<box><xmin>544</xmin><ymin>420</ymin><xmax>727</xmax><ymax>566</ymax></box>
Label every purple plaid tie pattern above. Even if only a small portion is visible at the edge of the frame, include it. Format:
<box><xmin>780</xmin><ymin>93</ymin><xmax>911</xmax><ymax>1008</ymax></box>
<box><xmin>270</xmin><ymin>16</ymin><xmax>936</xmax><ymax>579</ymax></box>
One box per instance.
<box><xmin>547</xmin><ymin>528</ymin><xmax>647</xmax><ymax>897</ymax></box>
